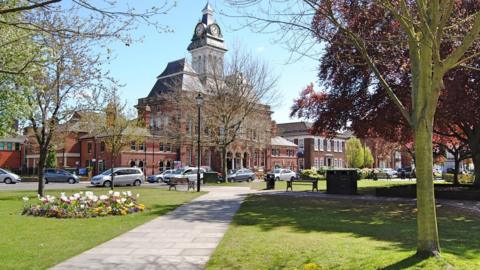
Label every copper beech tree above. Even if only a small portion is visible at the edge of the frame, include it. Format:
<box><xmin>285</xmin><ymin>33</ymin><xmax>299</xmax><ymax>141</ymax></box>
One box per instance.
<box><xmin>228</xmin><ymin>0</ymin><xmax>480</xmax><ymax>256</ymax></box>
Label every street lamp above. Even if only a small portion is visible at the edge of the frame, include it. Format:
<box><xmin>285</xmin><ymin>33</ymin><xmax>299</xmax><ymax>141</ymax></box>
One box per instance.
<box><xmin>195</xmin><ymin>93</ymin><xmax>204</xmax><ymax>192</ymax></box>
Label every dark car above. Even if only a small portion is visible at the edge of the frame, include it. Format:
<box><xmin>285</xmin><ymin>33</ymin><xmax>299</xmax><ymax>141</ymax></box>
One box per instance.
<box><xmin>227</xmin><ymin>169</ymin><xmax>256</xmax><ymax>182</ymax></box>
<box><xmin>397</xmin><ymin>167</ymin><xmax>416</xmax><ymax>179</ymax></box>
<box><xmin>43</xmin><ymin>168</ymin><xmax>80</xmax><ymax>184</ymax></box>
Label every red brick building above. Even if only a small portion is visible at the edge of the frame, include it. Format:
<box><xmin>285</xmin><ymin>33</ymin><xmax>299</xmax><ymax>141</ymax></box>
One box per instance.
<box><xmin>269</xmin><ymin>136</ymin><xmax>298</xmax><ymax>171</ymax></box>
<box><xmin>13</xmin><ymin>5</ymin><xmax>299</xmax><ymax>176</ymax></box>
<box><xmin>134</xmin><ymin>4</ymin><xmax>274</xmax><ymax>174</ymax></box>
<box><xmin>277</xmin><ymin>122</ymin><xmax>351</xmax><ymax>170</ymax></box>
<box><xmin>0</xmin><ymin>137</ymin><xmax>26</xmax><ymax>173</ymax></box>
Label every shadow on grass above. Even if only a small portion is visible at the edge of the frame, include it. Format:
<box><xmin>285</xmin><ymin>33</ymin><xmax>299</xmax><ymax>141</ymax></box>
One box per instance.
<box><xmin>381</xmin><ymin>254</ymin><xmax>430</xmax><ymax>270</ymax></box>
<box><xmin>232</xmin><ymin>195</ymin><xmax>480</xmax><ymax>260</ymax></box>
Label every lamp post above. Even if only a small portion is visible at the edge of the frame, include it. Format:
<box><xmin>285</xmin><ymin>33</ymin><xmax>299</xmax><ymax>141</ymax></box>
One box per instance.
<box><xmin>195</xmin><ymin>93</ymin><xmax>204</xmax><ymax>192</ymax></box>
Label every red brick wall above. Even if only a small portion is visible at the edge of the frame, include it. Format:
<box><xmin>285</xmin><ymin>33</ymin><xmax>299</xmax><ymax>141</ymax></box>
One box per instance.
<box><xmin>0</xmin><ymin>150</ymin><xmax>22</xmax><ymax>170</ymax></box>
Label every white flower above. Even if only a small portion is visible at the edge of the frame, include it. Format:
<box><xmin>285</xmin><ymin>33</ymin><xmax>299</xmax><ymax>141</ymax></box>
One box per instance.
<box><xmin>120</xmin><ymin>198</ymin><xmax>127</xmax><ymax>203</ymax></box>
<box><xmin>122</xmin><ymin>191</ymin><xmax>127</xmax><ymax>196</ymax></box>
<box><xmin>136</xmin><ymin>194</ymin><xmax>140</xmax><ymax>198</ymax></box>
<box><xmin>69</xmin><ymin>196</ymin><xmax>76</xmax><ymax>201</ymax></box>
<box><xmin>91</xmin><ymin>195</ymin><xmax>98</xmax><ymax>202</ymax></box>
<box><xmin>85</xmin><ymin>191</ymin><xmax>94</xmax><ymax>198</ymax></box>
<box><xmin>80</xmin><ymin>204</ymin><xmax>85</xmax><ymax>209</ymax></box>
<box><xmin>126</xmin><ymin>191</ymin><xmax>132</xmax><ymax>197</ymax></box>
<box><xmin>99</xmin><ymin>195</ymin><xmax>108</xmax><ymax>200</ymax></box>
<box><xmin>113</xmin><ymin>192</ymin><xmax>120</xmax><ymax>197</ymax></box>
<box><xmin>22</xmin><ymin>197</ymin><xmax>29</xmax><ymax>202</ymax></box>
<box><xmin>60</xmin><ymin>195</ymin><xmax>68</xmax><ymax>202</ymax></box>
<box><xmin>73</xmin><ymin>193</ymin><xmax>81</xmax><ymax>199</ymax></box>
<box><xmin>108</xmin><ymin>190</ymin><xmax>113</xmax><ymax>195</ymax></box>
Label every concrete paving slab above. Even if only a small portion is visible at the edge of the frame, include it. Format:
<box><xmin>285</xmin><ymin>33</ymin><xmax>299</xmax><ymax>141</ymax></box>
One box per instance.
<box><xmin>51</xmin><ymin>186</ymin><xmax>252</xmax><ymax>270</ymax></box>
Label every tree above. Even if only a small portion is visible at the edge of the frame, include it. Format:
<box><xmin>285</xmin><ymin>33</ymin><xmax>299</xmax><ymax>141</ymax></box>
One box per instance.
<box><xmin>228</xmin><ymin>0</ymin><xmax>480</xmax><ymax>255</ymax></box>
<box><xmin>364</xmin><ymin>147</ymin><xmax>374</xmax><ymax>168</ymax></box>
<box><xmin>345</xmin><ymin>138</ymin><xmax>364</xmax><ymax>168</ymax></box>
<box><xmin>87</xmin><ymin>89</ymin><xmax>147</xmax><ymax>190</ymax></box>
<box><xmin>23</xmin><ymin>13</ymin><xmax>108</xmax><ymax>197</ymax></box>
<box><xmin>433</xmin><ymin>128</ymin><xmax>472</xmax><ymax>185</ymax></box>
<box><xmin>1</xmin><ymin>1</ymin><xmax>175</xmax><ymax>136</ymax></box>
<box><xmin>45</xmin><ymin>146</ymin><xmax>57</xmax><ymax>168</ymax></box>
<box><xmin>200</xmin><ymin>49</ymin><xmax>278</xmax><ymax>182</ymax></box>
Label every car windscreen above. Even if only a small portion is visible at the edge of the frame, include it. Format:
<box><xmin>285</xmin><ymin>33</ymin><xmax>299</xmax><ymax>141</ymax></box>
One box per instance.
<box><xmin>273</xmin><ymin>169</ymin><xmax>281</xmax><ymax>173</ymax></box>
<box><xmin>100</xmin><ymin>169</ymin><xmax>112</xmax><ymax>175</ymax></box>
<box><xmin>174</xmin><ymin>169</ymin><xmax>186</xmax><ymax>174</ymax></box>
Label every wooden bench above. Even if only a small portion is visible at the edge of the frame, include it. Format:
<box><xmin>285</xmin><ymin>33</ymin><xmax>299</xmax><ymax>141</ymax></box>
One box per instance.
<box><xmin>286</xmin><ymin>179</ymin><xmax>319</xmax><ymax>192</ymax></box>
<box><xmin>168</xmin><ymin>178</ymin><xmax>195</xmax><ymax>191</ymax></box>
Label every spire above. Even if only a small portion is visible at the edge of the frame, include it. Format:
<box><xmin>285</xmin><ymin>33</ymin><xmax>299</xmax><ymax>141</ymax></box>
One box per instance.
<box><xmin>202</xmin><ymin>2</ymin><xmax>214</xmax><ymax>15</ymax></box>
<box><xmin>201</xmin><ymin>2</ymin><xmax>215</xmax><ymax>25</ymax></box>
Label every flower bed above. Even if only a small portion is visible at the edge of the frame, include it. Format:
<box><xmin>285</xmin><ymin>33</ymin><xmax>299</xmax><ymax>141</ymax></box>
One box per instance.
<box><xmin>22</xmin><ymin>191</ymin><xmax>145</xmax><ymax>218</ymax></box>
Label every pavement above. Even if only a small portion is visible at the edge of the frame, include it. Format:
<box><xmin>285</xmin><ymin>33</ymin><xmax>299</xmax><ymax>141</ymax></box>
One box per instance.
<box><xmin>51</xmin><ymin>186</ymin><xmax>252</xmax><ymax>270</ymax></box>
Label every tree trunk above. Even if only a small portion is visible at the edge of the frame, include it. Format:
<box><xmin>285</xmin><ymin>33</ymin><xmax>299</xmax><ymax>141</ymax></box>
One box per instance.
<box><xmin>37</xmin><ymin>149</ymin><xmax>47</xmax><ymax>197</ymax></box>
<box><xmin>111</xmin><ymin>158</ymin><xmax>115</xmax><ymax>190</ymax></box>
<box><xmin>221</xmin><ymin>146</ymin><xmax>227</xmax><ymax>183</ymax></box>
<box><xmin>414</xmin><ymin>120</ymin><xmax>440</xmax><ymax>256</ymax></box>
<box><xmin>469</xmin><ymin>139</ymin><xmax>480</xmax><ymax>187</ymax></box>
<box><xmin>453</xmin><ymin>154</ymin><xmax>460</xmax><ymax>186</ymax></box>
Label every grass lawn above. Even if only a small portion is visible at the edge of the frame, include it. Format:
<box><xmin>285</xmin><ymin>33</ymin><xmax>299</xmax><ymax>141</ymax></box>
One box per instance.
<box><xmin>0</xmin><ymin>187</ymin><xmax>203</xmax><ymax>270</ymax></box>
<box><xmin>207</xmin><ymin>194</ymin><xmax>480</xmax><ymax>270</ymax></box>
<box><xmin>208</xmin><ymin>179</ymin><xmax>414</xmax><ymax>194</ymax></box>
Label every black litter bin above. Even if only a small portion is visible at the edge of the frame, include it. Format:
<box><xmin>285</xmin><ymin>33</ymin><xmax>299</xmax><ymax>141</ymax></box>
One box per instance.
<box><xmin>265</xmin><ymin>173</ymin><xmax>275</xmax><ymax>190</ymax></box>
<box><xmin>326</xmin><ymin>169</ymin><xmax>358</xmax><ymax>195</ymax></box>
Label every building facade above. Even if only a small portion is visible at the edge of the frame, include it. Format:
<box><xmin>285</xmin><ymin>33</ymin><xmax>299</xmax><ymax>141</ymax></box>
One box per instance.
<box><xmin>135</xmin><ymin>3</ymin><xmax>275</xmax><ymax>174</ymax></box>
<box><xmin>0</xmin><ymin>137</ymin><xmax>26</xmax><ymax>173</ymax></box>
<box><xmin>9</xmin><ymin>4</ymin><xmax>298</xmax><ymax>177</ymax></box>
<box><xmin>277</xmin><ymin>122</ymin><xmax>350</xmax><ymax>170</ymax></box>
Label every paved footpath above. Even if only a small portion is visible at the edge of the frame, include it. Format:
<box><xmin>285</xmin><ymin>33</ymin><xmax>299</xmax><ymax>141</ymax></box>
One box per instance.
<box><xmin>52</xmin><ymin>186</ymin><xmax>252</xmax><ymax>270</ymax></box>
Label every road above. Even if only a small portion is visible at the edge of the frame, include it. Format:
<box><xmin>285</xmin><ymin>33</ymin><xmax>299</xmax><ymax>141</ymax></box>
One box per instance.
<box><xmin>0</xmin><ymin>182</ymin><xmax>167</xmax><ymax>191</ymax></box>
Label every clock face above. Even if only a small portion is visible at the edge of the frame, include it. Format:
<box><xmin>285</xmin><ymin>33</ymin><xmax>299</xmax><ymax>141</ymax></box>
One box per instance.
<box><xmin>195</xmin><ymin>24</ymin><xmax>204</xmax><ymax>36</ymax></box>
<box><xmin>210</xmin><ymin>24</ymin><xmax>220</xmax><ymax>36</ymax></box>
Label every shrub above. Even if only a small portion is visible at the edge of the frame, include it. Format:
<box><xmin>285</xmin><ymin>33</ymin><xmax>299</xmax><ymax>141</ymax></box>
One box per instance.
<box><xmin>358</xmin><ymin>168</ymin><xmax>373</xmax><ymax>179</ymax></box>
<box><xmin>22</xmin><ymin>191</ymin><xmax>145</xmax><ymax>218</ymax></box>
<box><xmin>300</xmin><ymin>169</ymin><xmax>322</xmax><ymax>180</ymax></box>
<box><xmin>442</xmin><ymin>173</ymin><xmax>475</xmax><ymax>184</ymax></box>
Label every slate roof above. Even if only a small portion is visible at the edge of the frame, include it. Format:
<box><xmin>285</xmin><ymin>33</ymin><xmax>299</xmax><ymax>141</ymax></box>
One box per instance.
<box><xmin>277</xmin><ymin>121</ymin><xmax>353</xmax><ymax>139</ymax></box>
<box><xmin>147</xmin><ymin>58</ymin><xmax>203</xmax><ymax>97</ymax></box>
<box><xmin>271</xmin><ymin>136</ymin><xmax>297</xmax><ymax>147</ymax></box>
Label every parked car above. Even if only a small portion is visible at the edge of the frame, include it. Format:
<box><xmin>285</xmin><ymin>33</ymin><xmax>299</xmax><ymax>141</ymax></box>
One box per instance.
<box><xmin>0</xmin><ymin>168</ymin><xmax>21</xmax><ymax>184</ymax></box>
<box><xmin>266</xmin><ymin>168</ymin><xmax>297</xmax><ymax>181</ymax></box>
<box><xmin>382</xmin><ymin>168</ymin><xmax>398</xmax><ymax>178</ymax></box>
<box><xmin>43</xmin><ymin>168</ymin><xmax>79</xmax><ymax>184</ymax></box>
<box><xmin>227</xmin><ymin>168</ymin><xmax>256</xmax><ymax>182</ymax></box>
<box><xmin>90</xmin><ymin>168</ymin><xmax>144</xmax><ymax>187</ymax></box>
<box><xmin>147</xmin><ymin>169</ymin><xmax>175</xmax><ymax>183</ymax></box>
<box><xmin>170</xmin><ymin>167</ymin><xmax>206</xmax><ymax>182</ymax></box>
<box><xmin>397</xmin><ymin>167</ymin><xmax>416</xmax><ymax>178</ymax></box>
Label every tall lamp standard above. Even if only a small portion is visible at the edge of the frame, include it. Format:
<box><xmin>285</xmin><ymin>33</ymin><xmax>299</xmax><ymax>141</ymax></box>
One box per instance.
<box><xmin>195</xmin><ymin>93</ymin><xmax>204</xmax><ymax>192</ymax></box>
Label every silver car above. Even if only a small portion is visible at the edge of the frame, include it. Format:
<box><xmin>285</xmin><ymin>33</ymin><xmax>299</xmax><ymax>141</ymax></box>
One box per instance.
<box><xmin>171</xmin><ymin>167</ymin><xmax>206</xmax><ymax>182</ymax></box>
<box><xmin>44</xmin><ymin>169</ymin><xmax>80</xmax><ymax>184</ymax></box>
<box><xmin>271</xmin><ymin>168</ymin><xmax>297</xmax><ymax>181</ymax></box>
<box><xmin>91</xmin><ymin>167</ymin><xmax>144</xmax><ymax>187</ymax></box>
<box><xmin>0</xmin><ymin>168</ymin><xmax>21</xmax><ymax>184</ymax></box>
<box><xmin>147</xmin><ymin>169</ymin><xmax>175</xmax><ymax>183</ymax></box>
<box><xmin>227</xmin><ymin>169</ymin><xmax>256</xmax><ymax>182</ymax></box>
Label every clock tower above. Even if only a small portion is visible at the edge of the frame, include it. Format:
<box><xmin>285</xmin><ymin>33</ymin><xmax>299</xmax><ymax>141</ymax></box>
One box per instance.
<box><xmin>187</xmin><ymin>2</ymin><xmax>227</xmax><ymax>79</ymax></box>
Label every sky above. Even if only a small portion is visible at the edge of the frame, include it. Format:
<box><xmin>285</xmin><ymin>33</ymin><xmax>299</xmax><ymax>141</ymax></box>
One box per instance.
<box><xmin>104</xmin><ymin>0</ymin><xmax>320</xmax><ymax>123</ymax></box>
